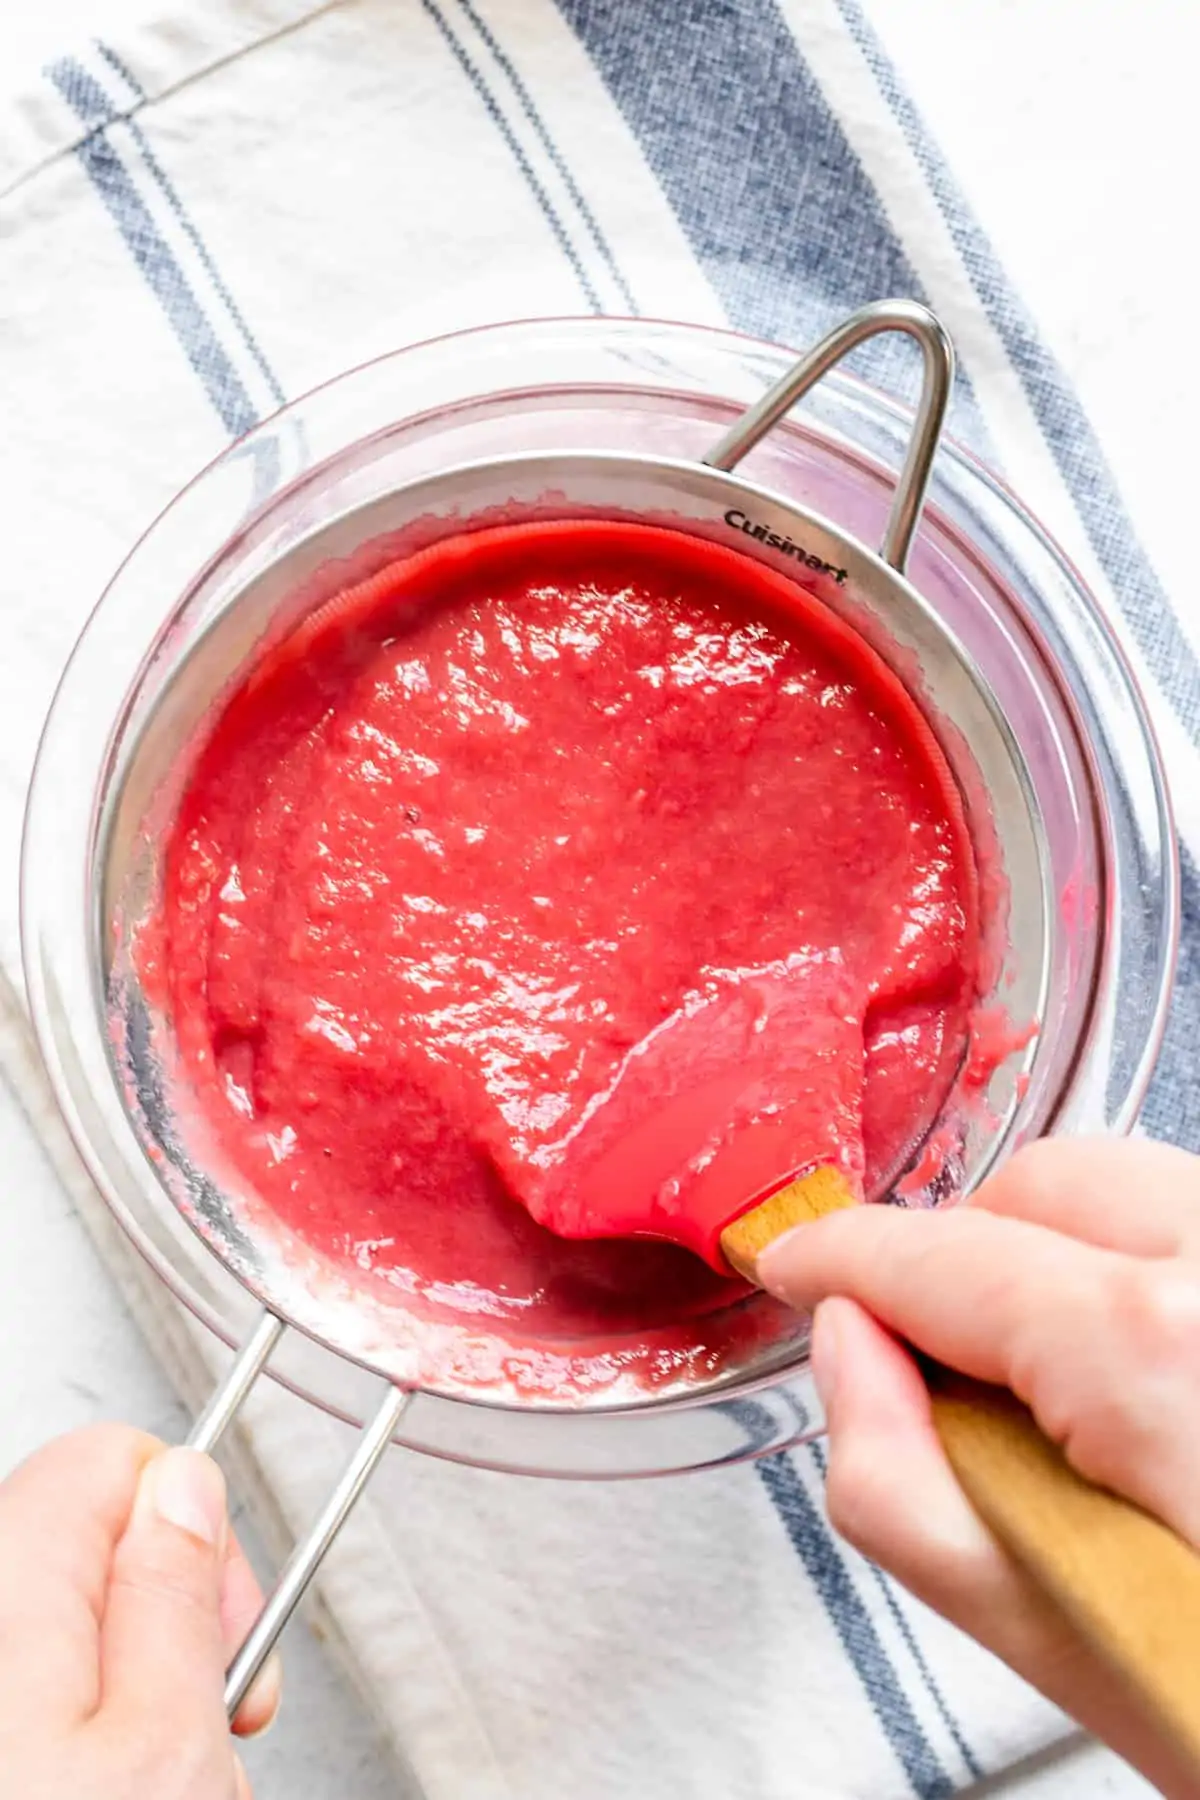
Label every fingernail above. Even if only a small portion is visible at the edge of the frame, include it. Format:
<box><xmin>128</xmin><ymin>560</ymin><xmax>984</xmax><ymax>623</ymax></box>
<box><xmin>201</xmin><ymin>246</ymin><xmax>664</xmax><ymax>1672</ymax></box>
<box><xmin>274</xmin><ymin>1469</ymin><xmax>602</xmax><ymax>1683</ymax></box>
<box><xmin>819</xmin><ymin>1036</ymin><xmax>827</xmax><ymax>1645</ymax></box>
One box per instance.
<box><xmin>754</xmin><ymin>1226</ymin><xmax>806</xmax><ymax>1300</ymax></box>
<box><xmin>810</xmin><ymin>1301</ymin><xmax>841</xmax><ymax>1414</ymax></box>
<box><xmin>135</xmin><ymin>1448</ymin><xmax>227</xmax><ymax>1549</ymax></box>
<box><xmin>237</xmin><ymin>1652</ymin><xmax>284</xmax><ymax>1739</ymax></box>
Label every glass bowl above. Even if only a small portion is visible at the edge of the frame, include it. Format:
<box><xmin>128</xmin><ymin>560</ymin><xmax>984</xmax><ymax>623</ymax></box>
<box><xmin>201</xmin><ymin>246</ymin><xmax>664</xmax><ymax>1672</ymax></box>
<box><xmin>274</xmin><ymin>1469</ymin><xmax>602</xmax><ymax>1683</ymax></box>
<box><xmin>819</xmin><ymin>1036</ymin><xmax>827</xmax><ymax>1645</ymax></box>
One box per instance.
<box><xmin>21</xmin><ymin>317</ymin><xmax>1176</xmax><ymax>1476</ymax></box>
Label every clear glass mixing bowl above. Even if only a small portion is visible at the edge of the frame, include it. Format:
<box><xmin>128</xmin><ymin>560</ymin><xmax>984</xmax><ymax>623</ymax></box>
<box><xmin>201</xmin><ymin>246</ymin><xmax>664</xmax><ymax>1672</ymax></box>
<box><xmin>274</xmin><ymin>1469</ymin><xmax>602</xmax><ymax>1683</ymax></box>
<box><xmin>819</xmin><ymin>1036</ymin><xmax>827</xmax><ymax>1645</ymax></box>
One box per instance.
<box><xmin>21</xmin><ymin>317</ymin><xmax>1176</xmax><ymax>1476</ymax></box>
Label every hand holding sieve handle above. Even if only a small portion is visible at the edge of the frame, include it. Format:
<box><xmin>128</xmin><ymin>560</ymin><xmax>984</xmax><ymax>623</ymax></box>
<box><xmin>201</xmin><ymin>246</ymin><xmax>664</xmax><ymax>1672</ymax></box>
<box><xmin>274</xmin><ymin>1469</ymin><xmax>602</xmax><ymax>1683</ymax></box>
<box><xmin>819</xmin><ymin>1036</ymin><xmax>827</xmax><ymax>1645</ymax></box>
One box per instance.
<box><xmin>185</xmin><ymin>1310</ymin><xmax>409</xmax><ymax>1719</ymax></box>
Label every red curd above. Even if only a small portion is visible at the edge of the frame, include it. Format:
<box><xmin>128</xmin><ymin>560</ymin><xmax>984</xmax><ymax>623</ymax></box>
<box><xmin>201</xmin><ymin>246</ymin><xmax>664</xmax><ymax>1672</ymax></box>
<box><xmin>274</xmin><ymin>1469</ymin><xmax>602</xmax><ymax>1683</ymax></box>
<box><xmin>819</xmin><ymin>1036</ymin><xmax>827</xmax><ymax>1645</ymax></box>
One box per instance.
<box><xmin>151</xmin><ymin>520</ymin><xmax>978</xmax><ymax>1342</ymax></box>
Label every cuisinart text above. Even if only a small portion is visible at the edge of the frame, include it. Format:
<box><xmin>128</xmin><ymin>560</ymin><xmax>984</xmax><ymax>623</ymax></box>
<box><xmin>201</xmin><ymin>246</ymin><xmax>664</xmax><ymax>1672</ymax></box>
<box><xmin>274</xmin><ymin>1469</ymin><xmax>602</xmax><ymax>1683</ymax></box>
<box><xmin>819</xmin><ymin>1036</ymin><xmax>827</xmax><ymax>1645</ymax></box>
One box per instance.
<box><xmin>723</xmin><ymin>508</ymin><xmax>848</xmax><ymax>584</ymax></box>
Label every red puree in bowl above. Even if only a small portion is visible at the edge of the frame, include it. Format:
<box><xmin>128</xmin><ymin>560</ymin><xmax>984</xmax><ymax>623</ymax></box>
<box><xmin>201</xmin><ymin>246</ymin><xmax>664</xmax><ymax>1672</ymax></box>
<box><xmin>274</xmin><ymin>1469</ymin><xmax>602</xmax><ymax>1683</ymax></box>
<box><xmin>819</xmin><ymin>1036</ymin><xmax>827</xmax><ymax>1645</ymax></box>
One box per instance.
<box><xmin>155</xmin><ymin>520</ymin><xmax>978</xmax><ymax>1341</ymax></box>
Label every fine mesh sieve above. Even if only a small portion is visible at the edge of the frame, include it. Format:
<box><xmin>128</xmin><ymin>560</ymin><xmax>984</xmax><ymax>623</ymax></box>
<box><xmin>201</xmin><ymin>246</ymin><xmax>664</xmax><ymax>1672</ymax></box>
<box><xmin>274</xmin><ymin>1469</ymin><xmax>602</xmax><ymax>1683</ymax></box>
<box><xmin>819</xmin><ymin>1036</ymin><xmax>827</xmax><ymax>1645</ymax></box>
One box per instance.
<box><xmin>22</xmin><ymin>302</ymin><xmax>1175</xmax><ymax>1712</ymax></box>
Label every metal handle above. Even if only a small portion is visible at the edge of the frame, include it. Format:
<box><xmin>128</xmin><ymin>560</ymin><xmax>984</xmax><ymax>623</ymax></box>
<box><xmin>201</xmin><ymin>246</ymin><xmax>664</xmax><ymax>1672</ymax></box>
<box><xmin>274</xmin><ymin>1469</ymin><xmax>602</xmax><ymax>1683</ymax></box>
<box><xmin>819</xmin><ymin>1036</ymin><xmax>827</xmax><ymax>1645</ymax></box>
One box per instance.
<box><xmin>185</xmin><ymin>1308</ymin><xmax>410</xmax><ymax>1719</ymax></box>
<box><xmin>701</xmin><ymin>298</ymin><xmax>955</xmax><ymax>574</ymax></box>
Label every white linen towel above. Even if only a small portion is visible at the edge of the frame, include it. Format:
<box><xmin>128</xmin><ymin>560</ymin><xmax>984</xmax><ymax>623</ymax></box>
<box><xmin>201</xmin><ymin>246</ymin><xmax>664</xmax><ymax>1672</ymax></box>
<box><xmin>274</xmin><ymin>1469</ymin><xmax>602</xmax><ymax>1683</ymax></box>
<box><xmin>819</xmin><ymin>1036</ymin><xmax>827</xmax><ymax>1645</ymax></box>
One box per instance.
<box><xmin>2</xmin><ymin>3</ymin><xmax>1197</xmax><ymax>1795</ymax></box>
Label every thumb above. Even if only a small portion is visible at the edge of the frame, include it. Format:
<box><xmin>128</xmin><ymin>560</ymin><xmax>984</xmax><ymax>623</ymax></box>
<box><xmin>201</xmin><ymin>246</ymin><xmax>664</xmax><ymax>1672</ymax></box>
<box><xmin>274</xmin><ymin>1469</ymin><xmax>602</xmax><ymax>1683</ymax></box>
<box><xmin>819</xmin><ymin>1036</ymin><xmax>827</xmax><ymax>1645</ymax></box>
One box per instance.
<box><xmin>98</xmin><ymin>1448</ymin><xmax>230</xmax><ymax>1748</ymax></box>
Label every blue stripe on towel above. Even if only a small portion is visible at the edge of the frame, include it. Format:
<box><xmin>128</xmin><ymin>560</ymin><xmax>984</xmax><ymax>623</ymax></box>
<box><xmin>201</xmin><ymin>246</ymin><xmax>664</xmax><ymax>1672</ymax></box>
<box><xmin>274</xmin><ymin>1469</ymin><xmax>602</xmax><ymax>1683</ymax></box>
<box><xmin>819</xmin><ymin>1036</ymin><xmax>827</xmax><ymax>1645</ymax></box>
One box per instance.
<box><xmin>552</xmin><ymin>0</ymin><xmax>920</xmax><ymax>353</ymax></box>
<box><xmin>420</xmin><ymin>0</ymin><xmax>604</xmax><ymax>312</ymax></box>
<box><xmin>453</xmin><ymin>0</ymin><xmax>638</xmax><ymax>313</ymax></box>
<box><xmin>717</xmin><ymin>1396</ymin><xmax>956</xmax><ymax>1794</ymax></box>
<box><xmin>807</xmin><ymin>1440</ymin><xmax>983</xmax><ymax>1782</ymax></box>
<box><xmin>93</xmin><ymin>41</ymin><xmax>287</xmax><ymax>411</ymax></box>
<box><xmin>832</xmin><ymin>0</ymin><xmax>1200</xmax><ymax>747</ymax></box>
<box><xmin>1140</xmin><ymin>845</ymin><xmax>1200</xmax><ymax>1154</ymax></box>
<box><xmin>758</xmin><ymin>1450</ymin><xmax>955</xmax><ymax>1799</ymax></box>
<box><xmin>45</xmin><ymin>58</ymin><xmax>259</xmax><ymax>437</ymax></box>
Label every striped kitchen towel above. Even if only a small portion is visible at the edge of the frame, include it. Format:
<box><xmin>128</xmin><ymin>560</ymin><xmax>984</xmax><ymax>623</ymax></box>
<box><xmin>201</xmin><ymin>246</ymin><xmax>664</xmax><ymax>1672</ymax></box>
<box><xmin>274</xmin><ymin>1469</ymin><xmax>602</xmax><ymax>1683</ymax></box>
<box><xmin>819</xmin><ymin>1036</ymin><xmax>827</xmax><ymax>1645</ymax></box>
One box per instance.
<box><xmin>1</xmin><ymin>2</ymin><xmax>1195</xmax><ymax>1796</ymax></box>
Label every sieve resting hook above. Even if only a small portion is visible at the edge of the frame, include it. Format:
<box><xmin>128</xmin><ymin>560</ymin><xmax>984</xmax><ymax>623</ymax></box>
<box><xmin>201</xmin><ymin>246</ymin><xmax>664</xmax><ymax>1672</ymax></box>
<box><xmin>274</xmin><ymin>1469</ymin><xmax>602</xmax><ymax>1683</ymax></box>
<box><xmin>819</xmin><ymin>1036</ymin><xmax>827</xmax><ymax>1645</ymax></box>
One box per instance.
<box><xmin>701</xmin><ymin>297</ymin><xmax>955</xmax><ymax>575</ymax></box>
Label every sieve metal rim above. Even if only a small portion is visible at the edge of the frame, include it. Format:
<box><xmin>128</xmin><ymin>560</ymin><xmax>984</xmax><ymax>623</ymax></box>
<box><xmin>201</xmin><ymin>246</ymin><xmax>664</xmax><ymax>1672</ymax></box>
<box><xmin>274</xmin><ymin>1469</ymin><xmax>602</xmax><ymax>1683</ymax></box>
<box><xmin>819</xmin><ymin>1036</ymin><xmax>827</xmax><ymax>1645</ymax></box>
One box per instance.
<box><xmin>92</xmin><ymin>303</ymin><xmax>1031</xmax><ymax>1420</ymax></box>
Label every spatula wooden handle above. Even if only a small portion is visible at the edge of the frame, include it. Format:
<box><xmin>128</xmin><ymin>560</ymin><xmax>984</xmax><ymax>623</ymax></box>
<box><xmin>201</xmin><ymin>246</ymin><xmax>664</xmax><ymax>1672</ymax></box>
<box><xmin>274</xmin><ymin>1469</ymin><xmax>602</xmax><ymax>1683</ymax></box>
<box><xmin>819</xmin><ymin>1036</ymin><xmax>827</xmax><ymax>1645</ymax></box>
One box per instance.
<box><xmin>722</xmin><ymin>1170</ymin><xmax>1200</xmax><ymax>1771</ymax></box>
<box><xmin>929</xmin><ymin>1369</ymin><xmax>1200</xmax><ymax>1768</ymax></box>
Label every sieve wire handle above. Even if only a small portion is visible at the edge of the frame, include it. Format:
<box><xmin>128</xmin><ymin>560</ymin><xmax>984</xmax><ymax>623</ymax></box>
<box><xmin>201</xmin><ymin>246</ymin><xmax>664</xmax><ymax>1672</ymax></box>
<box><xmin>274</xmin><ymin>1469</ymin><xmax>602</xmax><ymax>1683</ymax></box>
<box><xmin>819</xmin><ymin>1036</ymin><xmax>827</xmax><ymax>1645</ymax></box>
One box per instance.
<box><xmin>185</xmin><ymin>1307</ymin><xmax>411</xmax><ymax>1719</ymax></box>
<box><xmin>187</xmin><ymin>1311</ymin><xmax>286</xmax><ymax>1455</ymax></box>
<box><xmin>701</xmin><ymin>297</ymin><xmax>955</xmax><ymax>574</ymax></box>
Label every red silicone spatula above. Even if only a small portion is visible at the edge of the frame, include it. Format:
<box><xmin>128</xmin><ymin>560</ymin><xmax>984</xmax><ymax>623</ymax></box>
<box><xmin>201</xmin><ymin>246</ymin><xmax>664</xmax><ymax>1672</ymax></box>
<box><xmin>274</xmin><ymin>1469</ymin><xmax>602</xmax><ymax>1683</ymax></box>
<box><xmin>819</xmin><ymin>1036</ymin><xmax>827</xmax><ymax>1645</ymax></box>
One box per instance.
<box><xmin>494</xmin><ymin>963</ymin><xmax>869</xmax><ymax>1270</ymax></box>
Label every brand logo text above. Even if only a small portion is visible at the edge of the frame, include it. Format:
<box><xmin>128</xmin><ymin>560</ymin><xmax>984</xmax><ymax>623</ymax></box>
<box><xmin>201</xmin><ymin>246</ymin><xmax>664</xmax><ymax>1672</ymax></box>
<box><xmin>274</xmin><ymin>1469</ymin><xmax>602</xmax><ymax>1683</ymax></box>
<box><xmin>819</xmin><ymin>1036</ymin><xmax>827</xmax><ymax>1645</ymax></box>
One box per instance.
<box><xmin>723</xmin><ymin>508</ymin><xmax>847</xmax><ymax>584</ymax></box>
